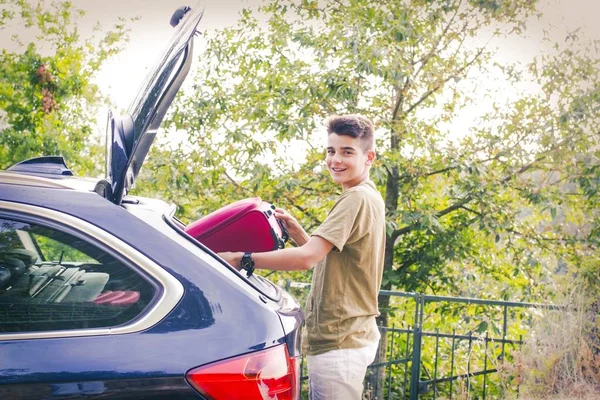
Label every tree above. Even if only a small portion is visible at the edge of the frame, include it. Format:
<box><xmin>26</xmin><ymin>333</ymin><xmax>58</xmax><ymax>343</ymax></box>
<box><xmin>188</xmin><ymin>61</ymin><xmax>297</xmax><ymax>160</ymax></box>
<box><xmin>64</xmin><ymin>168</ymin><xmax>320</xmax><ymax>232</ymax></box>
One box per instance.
<box><xmin>0</xmin><ymin>0</ymin><xmax>131</xmax><ymax>175</ymax></box>
<box><xmin>148</xmin><ymin>2</ymin><xmax>552</xmax><ymax>292</ymax></box>
<box><xmin>136</xmin><ymin>0</ymin><xmax>599</xmax><ymax>396</ymax></box>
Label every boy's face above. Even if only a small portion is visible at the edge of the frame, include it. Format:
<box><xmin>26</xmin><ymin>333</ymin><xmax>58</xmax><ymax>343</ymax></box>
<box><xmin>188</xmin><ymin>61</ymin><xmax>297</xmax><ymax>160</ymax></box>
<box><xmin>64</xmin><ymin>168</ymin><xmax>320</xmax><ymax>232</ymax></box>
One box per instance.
<box><xmin>326</xmin><ymin>133</ymin><xmax>375</xmax><ymax>190</ymax></box>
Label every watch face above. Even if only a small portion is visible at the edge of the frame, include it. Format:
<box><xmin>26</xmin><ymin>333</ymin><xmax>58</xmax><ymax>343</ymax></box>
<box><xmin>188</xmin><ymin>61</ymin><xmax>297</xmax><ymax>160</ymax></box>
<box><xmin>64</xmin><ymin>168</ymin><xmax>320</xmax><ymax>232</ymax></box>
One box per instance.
<box><xmin>241</xmin><ymin>254</ymin><xmax>254</xmax><ymax>277</ymax></box>
<box><xmin>241</xmin><ymin>254</ymin><xmax>254</xmax><ymax>270</ymax></box>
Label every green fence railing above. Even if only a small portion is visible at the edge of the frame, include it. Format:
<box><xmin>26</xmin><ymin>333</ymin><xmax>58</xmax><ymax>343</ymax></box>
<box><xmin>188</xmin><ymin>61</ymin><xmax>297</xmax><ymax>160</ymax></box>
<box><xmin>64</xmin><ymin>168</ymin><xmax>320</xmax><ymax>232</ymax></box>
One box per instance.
<box><xmin>284</xmin><ymin>281</ymin><xmax>558</xmax><ymax>400</ymax></box>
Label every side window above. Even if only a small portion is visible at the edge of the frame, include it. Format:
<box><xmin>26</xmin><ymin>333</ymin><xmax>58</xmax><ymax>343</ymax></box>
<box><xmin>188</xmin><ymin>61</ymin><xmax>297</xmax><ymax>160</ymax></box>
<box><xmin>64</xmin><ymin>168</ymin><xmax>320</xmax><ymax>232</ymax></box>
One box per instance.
<box><xmin>0</xmin><ymin>217</ymin><xmax>156</xmax><ymax>333</ymax></box>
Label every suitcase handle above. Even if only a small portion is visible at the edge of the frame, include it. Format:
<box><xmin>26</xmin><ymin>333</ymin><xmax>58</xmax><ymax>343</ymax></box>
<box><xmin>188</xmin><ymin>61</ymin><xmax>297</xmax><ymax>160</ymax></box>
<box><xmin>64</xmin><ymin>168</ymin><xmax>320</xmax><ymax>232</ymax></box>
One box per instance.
<box><xmin>276</xmin><ymin>218</ymin><xmax>289</xmax><ymax>248</ymax></box>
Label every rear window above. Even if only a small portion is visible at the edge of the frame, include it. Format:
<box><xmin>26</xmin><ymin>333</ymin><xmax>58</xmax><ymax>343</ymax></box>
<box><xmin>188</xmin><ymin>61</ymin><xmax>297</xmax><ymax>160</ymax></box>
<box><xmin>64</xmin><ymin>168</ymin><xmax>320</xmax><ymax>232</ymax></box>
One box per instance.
<box><xmin>0</xmin><ymin>217</ymin><xmax>155</xmax><ymax>333</ymax></box>
<box><xmin>165</xmin><ymin>214</ymin><xmax>282</xmax><ymax>301</ymax></box>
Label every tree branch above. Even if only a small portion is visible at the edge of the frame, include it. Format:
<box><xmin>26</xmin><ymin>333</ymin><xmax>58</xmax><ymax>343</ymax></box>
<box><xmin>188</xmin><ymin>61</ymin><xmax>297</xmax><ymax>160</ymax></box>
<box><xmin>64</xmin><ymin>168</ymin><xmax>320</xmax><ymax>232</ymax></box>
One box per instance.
<box><xmin>283</xmin><ymin>196</ymin><xmax>323</xmax><ymax>227</ymax></box>
<box><xmin>392</xmin><ymin>195</ymin><xmax>473</xmax><ymax>241</ymax></box>
<box><xmin>223</xmin><ymin>170</ymin><xmax>248</xmax><ymax>193</ymax></box>
<box><xmin>390</xmin><ymin>148</ymin><xmax>557</xmax><ymax>242</ymax></box>
<box><xmin>406</xmin><ymin>46</ymin><xmax>485</xmax><ymax>115</ymax></box>
<box><xmin>412</xmin><ymin>0</ymin><xmax>464</xmax><ymax>78</ymax></box>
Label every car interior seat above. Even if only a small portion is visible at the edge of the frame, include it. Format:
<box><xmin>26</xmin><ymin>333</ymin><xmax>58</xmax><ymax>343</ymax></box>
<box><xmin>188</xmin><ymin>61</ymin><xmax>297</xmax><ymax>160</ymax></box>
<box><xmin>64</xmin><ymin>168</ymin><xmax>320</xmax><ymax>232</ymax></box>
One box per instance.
<box><xmin>0</xmin><ymin>248</ymin><xmax>38</xmax><ymax>291</ymax></box>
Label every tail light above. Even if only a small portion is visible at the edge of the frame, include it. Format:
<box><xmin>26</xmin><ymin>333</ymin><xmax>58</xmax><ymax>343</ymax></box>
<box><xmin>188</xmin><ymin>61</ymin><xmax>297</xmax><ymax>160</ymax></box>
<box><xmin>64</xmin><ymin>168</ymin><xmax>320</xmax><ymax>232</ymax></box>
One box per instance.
<box><xmin>186</xmin><ymin>344</ymin><xmax>300</xmax><ymax>400</ymax></box>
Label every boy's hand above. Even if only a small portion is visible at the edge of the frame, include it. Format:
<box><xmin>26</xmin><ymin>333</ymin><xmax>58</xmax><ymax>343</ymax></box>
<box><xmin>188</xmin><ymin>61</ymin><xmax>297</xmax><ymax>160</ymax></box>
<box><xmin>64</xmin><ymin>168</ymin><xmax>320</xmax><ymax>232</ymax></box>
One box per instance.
<box><xmin>274</xmin><ymin>208</ymin><xmax>310</xmax><ymax>246</ymax></box>
<box><xmin>218</xmin><ymin>251</ymin><xmax>243</xmax><ymax>271</ymax></box>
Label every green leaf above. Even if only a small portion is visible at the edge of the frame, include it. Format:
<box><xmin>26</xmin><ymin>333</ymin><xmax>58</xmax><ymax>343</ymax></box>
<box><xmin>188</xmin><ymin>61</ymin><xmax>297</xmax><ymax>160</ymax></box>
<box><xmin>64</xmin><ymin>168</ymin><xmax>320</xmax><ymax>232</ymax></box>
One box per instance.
<box><xmin>476</xmin><ymin>321</ymin><xmax>488</xmax><ymax>333</ymax></box>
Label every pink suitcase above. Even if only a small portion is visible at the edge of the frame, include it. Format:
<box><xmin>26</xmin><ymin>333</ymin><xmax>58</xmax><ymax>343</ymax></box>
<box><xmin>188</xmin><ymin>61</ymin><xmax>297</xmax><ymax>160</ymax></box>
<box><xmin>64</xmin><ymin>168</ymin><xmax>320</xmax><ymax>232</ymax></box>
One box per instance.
<box><xmin>94</xmin><ymin>290</ymin><xmax>140</xmax><ymax>306</ymax></box>
<box><xmin>184</xmin><ymin>197</ymin><xmax>289</xmax><ymax>253</ymax></box>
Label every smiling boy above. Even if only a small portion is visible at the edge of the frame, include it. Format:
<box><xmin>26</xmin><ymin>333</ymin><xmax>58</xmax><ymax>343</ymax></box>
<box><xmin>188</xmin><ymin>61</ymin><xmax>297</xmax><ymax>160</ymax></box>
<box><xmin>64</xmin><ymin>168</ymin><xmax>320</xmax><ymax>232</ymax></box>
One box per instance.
<box><xmin>218</xmin><ymin>114</ymin><xmax>386</xmax><ymax>400</ymax></box>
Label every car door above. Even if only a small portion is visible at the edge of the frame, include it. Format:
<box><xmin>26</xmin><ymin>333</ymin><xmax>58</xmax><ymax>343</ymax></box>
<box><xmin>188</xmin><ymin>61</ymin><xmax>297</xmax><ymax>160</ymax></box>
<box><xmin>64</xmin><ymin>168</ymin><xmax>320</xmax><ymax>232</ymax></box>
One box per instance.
<box><xmin>0</xmin><ymin>207</ymin><xmax>193</xmax><ymax>399</ymax></box>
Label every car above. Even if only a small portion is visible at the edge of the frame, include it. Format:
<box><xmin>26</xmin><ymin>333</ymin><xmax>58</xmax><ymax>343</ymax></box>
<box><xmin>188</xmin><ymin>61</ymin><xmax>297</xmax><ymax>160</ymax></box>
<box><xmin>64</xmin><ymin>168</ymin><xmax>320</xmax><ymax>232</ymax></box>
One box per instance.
<box><xmin>0</xmin><ymin>3</ymin><xmax>303</xmax><ymax>399</ymax></box>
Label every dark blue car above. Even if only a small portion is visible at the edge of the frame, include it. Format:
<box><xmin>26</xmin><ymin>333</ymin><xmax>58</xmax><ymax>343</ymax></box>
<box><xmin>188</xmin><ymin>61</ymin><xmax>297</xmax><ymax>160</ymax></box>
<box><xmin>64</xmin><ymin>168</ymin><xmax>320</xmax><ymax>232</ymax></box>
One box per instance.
<box><xmin>0</xmin><ymin>3</ymin><xmax>303</xmax><ymax>399</ymax></box>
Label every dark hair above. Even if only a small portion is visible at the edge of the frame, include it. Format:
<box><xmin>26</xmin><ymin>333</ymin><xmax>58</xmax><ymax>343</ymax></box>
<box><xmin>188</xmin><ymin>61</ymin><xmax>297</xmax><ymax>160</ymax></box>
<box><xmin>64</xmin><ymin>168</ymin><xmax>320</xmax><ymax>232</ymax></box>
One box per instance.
<box><xmin>325</xmin><ymin>114</ymin><xmax>374</xmax><ymax>151</ymax></box>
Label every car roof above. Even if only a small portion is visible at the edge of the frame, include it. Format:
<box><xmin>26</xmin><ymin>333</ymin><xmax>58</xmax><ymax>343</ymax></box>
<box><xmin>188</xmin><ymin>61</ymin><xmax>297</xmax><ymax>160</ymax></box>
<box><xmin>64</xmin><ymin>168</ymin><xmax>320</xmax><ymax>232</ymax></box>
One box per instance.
<box><xmin>0</xmin><ymin>171</ymin><xmax>97</xmax><ymax>192</ymax></box>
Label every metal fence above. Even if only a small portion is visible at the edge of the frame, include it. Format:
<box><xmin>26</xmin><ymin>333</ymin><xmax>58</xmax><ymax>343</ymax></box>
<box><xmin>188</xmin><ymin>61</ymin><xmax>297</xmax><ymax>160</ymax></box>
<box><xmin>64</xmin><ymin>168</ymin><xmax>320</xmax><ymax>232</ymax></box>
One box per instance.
<box><xmin>284</xmin><ymin>282</ymin><xmax>557</xmax><ymax>400</ymax></box>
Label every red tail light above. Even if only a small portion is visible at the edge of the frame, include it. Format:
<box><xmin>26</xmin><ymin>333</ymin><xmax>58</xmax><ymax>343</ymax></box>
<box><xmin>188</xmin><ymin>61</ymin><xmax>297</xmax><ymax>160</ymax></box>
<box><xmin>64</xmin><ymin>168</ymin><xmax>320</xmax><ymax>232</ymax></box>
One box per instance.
<box><xmin>186</xmin><ymin>344</ymin><xmax>300</xmax><ymax>400</ymax></box>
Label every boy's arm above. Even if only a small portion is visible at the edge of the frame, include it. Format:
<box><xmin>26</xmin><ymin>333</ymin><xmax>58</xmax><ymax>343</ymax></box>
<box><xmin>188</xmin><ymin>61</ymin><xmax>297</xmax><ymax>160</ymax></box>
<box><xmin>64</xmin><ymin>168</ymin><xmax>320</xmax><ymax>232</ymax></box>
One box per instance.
<box><xmin>218</xmin><ymin>235</ymin><xmax>333</xmax><ymax>272</ymax></box>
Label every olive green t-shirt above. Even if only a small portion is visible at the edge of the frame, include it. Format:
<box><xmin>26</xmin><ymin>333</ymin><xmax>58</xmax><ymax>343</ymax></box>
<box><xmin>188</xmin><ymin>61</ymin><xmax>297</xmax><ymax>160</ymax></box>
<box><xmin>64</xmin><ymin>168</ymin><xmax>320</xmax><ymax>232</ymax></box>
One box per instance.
<box><xmin>302</xmin><ymin>180</ymin><xmax>386</xmax><ymax>356</ymax></box>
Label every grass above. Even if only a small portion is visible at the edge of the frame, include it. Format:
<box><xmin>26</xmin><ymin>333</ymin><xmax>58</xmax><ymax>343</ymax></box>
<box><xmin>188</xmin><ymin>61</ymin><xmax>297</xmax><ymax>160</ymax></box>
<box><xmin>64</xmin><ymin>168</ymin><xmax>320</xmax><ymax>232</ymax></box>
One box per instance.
<box><xmin>502</xmin><ymin>290</ymin><xmax>600</xmax><ymax>399</ymax></box>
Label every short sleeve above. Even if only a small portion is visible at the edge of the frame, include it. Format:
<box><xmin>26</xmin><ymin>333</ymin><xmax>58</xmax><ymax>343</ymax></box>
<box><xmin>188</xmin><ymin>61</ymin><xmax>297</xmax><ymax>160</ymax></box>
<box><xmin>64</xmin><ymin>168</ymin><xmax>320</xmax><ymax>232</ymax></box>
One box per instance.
<box><xmin>312</xmin><ymin>190</ymin><xmax>371</xmax><ymax>252</ymax></box>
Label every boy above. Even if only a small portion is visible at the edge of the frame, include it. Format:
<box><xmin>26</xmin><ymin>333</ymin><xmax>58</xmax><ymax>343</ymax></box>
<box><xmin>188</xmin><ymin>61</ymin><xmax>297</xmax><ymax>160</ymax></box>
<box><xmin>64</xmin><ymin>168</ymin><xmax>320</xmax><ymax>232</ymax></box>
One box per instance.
<box><xmin>218</xmin><ymin>114</ymin><xmax>386</xmax><ymax>400</ymax></box>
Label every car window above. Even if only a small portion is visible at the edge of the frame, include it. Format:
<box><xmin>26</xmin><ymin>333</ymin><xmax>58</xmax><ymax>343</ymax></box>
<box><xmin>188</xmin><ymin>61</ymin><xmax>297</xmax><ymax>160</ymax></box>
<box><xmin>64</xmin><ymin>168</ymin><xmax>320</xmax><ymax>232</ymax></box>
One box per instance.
<box><xmin>0</xmin><ymin>217</ymin><xmax>156</xmax><ymax>334</ymax></box>
<box><xmin>33</xmin><ymin>233</ymin><xmax>98</xmax><ymax>264</ymax></box>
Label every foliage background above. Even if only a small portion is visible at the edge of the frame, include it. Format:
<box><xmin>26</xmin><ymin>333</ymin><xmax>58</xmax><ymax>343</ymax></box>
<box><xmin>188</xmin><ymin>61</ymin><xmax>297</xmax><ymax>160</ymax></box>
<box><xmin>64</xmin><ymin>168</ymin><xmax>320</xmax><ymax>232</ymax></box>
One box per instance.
<box><xmin>136</xmin><ymin>0</ymin><xmax>600</xmax><ymax>303</ymax></box>
<box><xmin>0</xmin><ymin>0</ymin><xmax>133</xmax><ymax>174</ymax></box>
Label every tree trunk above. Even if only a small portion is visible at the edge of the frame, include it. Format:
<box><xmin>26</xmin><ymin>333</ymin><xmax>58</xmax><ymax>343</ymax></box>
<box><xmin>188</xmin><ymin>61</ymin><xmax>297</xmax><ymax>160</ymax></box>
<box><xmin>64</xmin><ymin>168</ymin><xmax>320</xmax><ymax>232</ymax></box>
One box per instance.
<box><xmin>365</xmin><ymin>158</ymin><xmax>399</xmax><ymax>399</ymax></box>
<box><xmin>365</xmin><ymin>284</ymin><xmax>392</xmax><ymax>399</ymax></box>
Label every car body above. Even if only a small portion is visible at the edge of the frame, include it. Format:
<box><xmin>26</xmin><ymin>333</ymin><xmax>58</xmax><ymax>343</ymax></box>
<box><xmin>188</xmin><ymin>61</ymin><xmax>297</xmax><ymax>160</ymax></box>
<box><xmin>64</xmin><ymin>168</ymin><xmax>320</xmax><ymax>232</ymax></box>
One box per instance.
<box><xmin>0</xmin><ymin>3</ymin><xmax>303</xmax><ymax>399</ymax></box>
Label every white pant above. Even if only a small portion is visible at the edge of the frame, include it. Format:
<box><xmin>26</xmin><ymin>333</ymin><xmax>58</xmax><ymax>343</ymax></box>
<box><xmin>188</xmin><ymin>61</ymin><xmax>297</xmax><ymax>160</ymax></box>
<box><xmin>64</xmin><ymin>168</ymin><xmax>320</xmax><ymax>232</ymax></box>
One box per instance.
<box><xmin>306</xmin><ymin>341</ymin><xmax>379</xmax><ymax>400</ymax></box>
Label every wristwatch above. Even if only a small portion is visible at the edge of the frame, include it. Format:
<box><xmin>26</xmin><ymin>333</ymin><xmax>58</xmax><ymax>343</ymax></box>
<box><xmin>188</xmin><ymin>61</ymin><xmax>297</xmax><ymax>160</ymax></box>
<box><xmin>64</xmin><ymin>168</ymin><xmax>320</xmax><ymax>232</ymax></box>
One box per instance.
<box><xmin>240</xmin><ymin>252</ymin><xmax>255</xmax><ymax>277</ymax></box>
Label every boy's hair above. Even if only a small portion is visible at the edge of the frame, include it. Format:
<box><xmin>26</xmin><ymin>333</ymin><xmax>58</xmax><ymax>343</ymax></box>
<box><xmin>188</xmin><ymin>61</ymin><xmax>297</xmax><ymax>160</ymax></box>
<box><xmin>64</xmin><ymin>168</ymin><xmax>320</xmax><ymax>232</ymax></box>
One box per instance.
<box><xmin>325</xmin><ymin>114</ymin><xmax>374</xmax><ymax>151</ymax></box>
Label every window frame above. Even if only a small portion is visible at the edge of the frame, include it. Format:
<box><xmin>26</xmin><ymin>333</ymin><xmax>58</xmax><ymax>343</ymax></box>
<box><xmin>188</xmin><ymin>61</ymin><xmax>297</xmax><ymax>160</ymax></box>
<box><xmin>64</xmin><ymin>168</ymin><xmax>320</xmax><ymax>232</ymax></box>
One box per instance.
<box><xmin>0</xmin><ymin>200</ymin><xmax>184</xmax><ymax>340</ymax></box>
